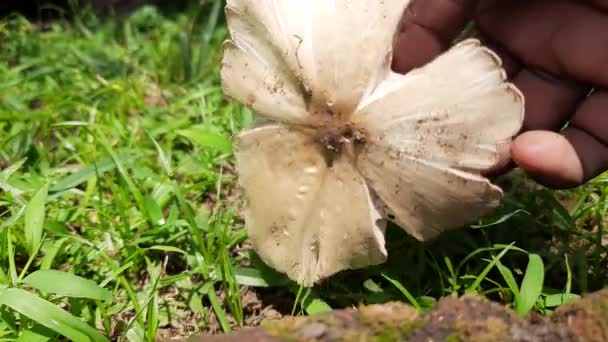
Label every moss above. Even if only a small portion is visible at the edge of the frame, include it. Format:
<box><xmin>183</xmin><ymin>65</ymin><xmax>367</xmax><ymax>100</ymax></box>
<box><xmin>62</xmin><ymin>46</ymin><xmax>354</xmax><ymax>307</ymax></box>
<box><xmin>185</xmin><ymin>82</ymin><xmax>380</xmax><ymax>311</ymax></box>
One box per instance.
<box><xmin>262</xmin><ymin>315</ymin><xmax>307</xmax><ymax>340</ymax></box>
<box><xmin>339</xmin><ymin>330</ymin><xmax>404</xmax><ymax>342</ymax></box>
<box><xmin>451</xmin><ymin>317</ymin><xmax>511</xmax><ymax>342</ymax></box>
<box><xmin>250</xmin><ymin>292</ymin><xmax>608</xmax><ymax>342</ymax></box>
<box><xmin>358</xmin><ymin>302</ymin><xmax>419</xmax><ymax>329</ymax></box>
<box><xmin>444</xmin><ymin>334</ymin><xmax>463</xmax><ymax>342</ymax></box>
<box><xmin>574</xmin><ymin>289</ymin><xmax>608</xmax><ymax>319</ymax></box>
<box><xmin>398</xmin><ymin>320</ymin><xmax>428</xmax><ymax>337</ymax></box>
<box><xmin>553</xmin><ymin>288</ymin><xmax>608</xmax><ymax>342</ymax></box>
<box><xmin>262</xmin><ymin>302</ymin><xmax>424</xmax><ymax>342</ymax></box>
<box><xmin>375</xmin><ymin>330</ymin><xmax>404</xmax><ymax>342</ymax></box>
<box><xmin>354</xmin><ymin>302</ymin><xmax>426</xmax><ymax>341</ymax></box>
<box><xmin>337</xmin><ymin>330</ymin><xmax>362</xmax><ymax>341</ymax></box>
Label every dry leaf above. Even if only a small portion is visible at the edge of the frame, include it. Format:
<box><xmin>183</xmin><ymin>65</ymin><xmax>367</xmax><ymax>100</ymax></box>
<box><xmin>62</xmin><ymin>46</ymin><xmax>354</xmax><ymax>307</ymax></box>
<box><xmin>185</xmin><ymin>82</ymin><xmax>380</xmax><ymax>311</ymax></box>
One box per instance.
<box><xmin>220</xmin><ymin>0</ymin><xmax>525</xmax><ymax>286</ymax></box>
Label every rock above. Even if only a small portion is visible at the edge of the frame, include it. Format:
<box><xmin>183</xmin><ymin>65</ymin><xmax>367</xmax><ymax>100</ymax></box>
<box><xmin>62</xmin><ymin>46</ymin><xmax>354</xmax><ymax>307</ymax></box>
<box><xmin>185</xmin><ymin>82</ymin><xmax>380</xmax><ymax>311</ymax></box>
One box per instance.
<box><xmin>186</xmin><ymin>289</ymin><xmax>608</xmax><ymax>342</ymax></box>
<box><xmin>552</xmin><ymin>288</ymin><xmax>608</xmax><ymax>342</ymax></box>
<box><xmin>296</xmin><ymin>322</ymin><xmax>327</xmax><ymax>339</ymax></box>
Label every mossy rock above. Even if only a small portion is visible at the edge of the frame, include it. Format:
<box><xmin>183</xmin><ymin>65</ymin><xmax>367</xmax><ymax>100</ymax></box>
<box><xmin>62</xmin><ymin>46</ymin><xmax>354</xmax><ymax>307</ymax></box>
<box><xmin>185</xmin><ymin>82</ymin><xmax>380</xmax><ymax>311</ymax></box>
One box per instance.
<box><xmin>186</xmin><ymin>289</ymin><xmax>608</xmax><ymax>342</ymax></box>
<box><xmin>551</xmin><ymin>288</ymin><xmax>608</xmax><ymax>342</ymax></box>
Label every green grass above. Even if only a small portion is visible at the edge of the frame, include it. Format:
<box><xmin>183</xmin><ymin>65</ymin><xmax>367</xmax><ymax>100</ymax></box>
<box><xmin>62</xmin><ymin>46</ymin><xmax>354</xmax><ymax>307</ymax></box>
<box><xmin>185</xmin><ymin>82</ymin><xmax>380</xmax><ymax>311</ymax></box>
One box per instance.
<box><xmin>0</xmin><ymin>3</ymin><xmax>607</xmax><ymax>341</ymax></box>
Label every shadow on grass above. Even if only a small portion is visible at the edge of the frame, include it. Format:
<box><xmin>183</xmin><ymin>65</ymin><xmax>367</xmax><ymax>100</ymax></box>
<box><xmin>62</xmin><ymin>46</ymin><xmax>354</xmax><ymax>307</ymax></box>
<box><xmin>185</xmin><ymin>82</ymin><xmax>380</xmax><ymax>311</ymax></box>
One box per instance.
<box><xmin>247</xmin><ymin>171</ymin><xmax>607</xmax><ymax>316</ymax></box>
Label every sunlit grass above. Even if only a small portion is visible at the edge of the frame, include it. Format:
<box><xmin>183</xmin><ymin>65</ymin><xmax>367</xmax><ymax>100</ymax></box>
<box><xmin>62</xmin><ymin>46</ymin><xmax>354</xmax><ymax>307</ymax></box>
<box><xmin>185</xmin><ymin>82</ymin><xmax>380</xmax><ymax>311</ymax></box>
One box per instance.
<box><xmin>0</xmin><ymin>3</ymin><xmax>606</xmax><ymax>341</ymax></box>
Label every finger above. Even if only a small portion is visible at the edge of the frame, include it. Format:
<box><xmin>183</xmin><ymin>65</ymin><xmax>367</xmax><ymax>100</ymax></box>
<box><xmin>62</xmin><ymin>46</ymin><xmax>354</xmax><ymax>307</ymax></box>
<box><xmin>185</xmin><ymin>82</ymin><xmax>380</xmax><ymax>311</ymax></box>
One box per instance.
<box><xmin>582</xmin><ymin>0</ymin><xmax>608</xmax><ymax>11</ymax></box>
<box><xmin>471</xmin><ymin>30</ymin><xmax>522</xmax><ymax>78</ymax></box>
<box><xmin>564</xmin><ymin>128</ymin><xmax>608</xmax><ymax>185</ymax></box>
<box><xmin>476</xmin><ymin>39</ymin><xmax>587</xmax><ymax>178</ymax></box>
<box><xmin>476</xmin><ymin>0</ymin><xmax>608</xmax><ymax>88</ymax></box>
<box><xmin>512</xmin><ymin>91</ymin><xmax>608</xmax><ymax>188</ymax></box>
<box><xmin>392</xmin><ymin>0</ymin><xmax>478</xmax><ymax>74</ymax></box>
<box><xmin>512</xmin><ymin>68</ymin><xmax>589</xmax><ymax>132</ymax></box>
<box><xmin>511</xmin><ymin>131</ymin><xmax>585</xmax><ymax>189</ymax></box>
<box><xmin>570</xmin><ymin>90</ymin><xmax>608</xmax><ymax>149</ymax></box>
<box><xmin>484</xmin><ymin>72</ymin><xmax>585</xmax><ymax>180</ymax></box>
<box><xmin>568</xmin><ymin>90</ymin><xmax>608</xmax><ymax>181</ymax></box>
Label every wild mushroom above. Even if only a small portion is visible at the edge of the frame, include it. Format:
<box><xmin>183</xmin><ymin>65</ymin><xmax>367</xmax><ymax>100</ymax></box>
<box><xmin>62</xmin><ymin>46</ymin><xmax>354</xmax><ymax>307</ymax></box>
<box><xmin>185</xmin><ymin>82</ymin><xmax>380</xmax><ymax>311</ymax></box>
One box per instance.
<box><xmin>220</xmin><ymin>0</ymin><xmax>525</xmax><ymax>286</ymax></box>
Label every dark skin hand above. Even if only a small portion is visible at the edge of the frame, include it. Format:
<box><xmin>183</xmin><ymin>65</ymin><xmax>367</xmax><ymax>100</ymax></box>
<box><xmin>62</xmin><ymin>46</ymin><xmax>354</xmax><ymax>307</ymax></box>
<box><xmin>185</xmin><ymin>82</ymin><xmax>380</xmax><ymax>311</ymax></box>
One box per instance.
<box><xmin>393</xmin><ymin>0</ymin><xmax>608</xmax><ymax>189</ymax></box>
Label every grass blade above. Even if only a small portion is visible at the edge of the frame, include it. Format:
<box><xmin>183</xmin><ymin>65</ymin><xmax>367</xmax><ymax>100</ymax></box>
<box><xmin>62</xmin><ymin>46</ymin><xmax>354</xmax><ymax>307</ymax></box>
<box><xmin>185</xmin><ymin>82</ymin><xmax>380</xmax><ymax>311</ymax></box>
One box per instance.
<box><xmin>22</xmin><ymin>270</ymin><xmax>112</xmax><ymax>302</ymax></box>
<box><xmin>232</xmin><ymin>267</ymin><xmax>289</xmax><ymax>288</ymax></box>
<box><xmin>40</xmin><ymin>238</ymin><xmax>69</xmax><ymax>270</ymax></box>
<box><xmin>49</xmin><ymin>156</ymin><xmax>120</xmax><ymax>193</ymax></box>
<box><xmin>382</xmin><ymin>273</ymin><xmax>421</xmax><ymax>311</ymax></box>
<box><xmin>96</xmin><ymin>132</ymin><xmax>145</xmax><ymax>212</ymax></box>
<box><xmin>471</xmin><ymin>209</ymin><xmax>531</xmax><ymax>228</ymax></box>
<box><xmin>177</xmin><ymin>126</ymin><xmax>233</xmax><ymax>154</ymax></box>
<box><xmin>144</xmin><ymin>196</ymin><xmax>165</xmax><ymax>226</ymax></box>
<box><xmin>496</xmin><ymin>260</ymin><xmax>520</xmax><ymax>299</ymax></box>
<box><xmin>146</xmin><ymin>289</ymin><xmax>159</xmax><ymax>342</ymax></box>
<box><xmin>515</xmin><ymin>254</ymin><xmax>544</xmax><ymax>315</ymax></box>
<box><xmin>544</xmin><ymin>293</ymin><xmax>579</xmax><ymax>307</ymax></box>
<box><xmin>0</xmin><ymin>287</ymin><xmax>108</xmax><ymax>342</ymax></box>
<box><xmin>15</xmin><ymin>324</ymin><xmax>56</xmax><ymax>342</ymax></box>
<box><xmin>466</xmin><ymin>243</ymin><xmax>515</xmax><ymax>294</ymax></box>
<box><xmin>24</xmin><ymin>184</ymin><xmax>48</xmax><ymax>257</ymax></box>
<box><xmin>6</xmin><ymin>227</ymin><xmax>18</xmax><ymax>286</ymax></box>
<box><xmin>202</xmin><ymin>283</ymin><xmax>231</xmax><ymax>333</ymax></box>
<box><xmin>302</xmin><ymin>296</ymin><xmax>332</xmax><ymax>315</ymax></box>
<box><xmin>146</xmin><ymin>130</ymin><xmax>173</xmax><ymax>177</ymax></box>
<box><xmin>147</xmin><ymin>245</ymin><xmax>187</xmax><ymax>254</ymax></box>
<box><xmin>0</xmin><ymin>158</ymin><xmax>27</xmax><ymax>196</ymax></box>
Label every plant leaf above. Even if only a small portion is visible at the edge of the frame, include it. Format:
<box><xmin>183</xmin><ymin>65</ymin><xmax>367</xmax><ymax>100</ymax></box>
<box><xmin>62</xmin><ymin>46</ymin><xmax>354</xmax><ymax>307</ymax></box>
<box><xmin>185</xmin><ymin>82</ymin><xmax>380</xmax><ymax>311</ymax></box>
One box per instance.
<box><xmin>382</xmin><ymin>273</ymin><xmax>421</xmax><ymax>311</ymax></box>
<box><xmin>147</xmin><ymin>246</ymin><xmax>187</xmax><ymax>254</ymax></box>
<box><xmin>0</xmin><ymin>158</ymin><xmax>27</xmax><ymax>196</ymax></box>
<box><xmin>0</xmin><ymin>287</ymin><xmax>108</xmax><ymax>342</ymax></box>
<box><xmin>144</xmin><ymin>196</ymin><xmax>165</xmax><ymax>226</ymax></box>
<box><xmin>201</xmin><ymin>283</ymin><xmax>231</xmax><ymax>333</ymax></box>
<box><xmin>177</xmin><ymin>126</ymin><xmax>232</xmax><ymax>154</ymax></box>
<box><xmin>0</xmin><ymin>158</ymin><xmax>27</xmax><ymax>185</ymax></box>
<box><xmin>49</xmin><ymin>156</ymin><xmax>120</xmax><ymax>193</ymax></box>
<box><xmin>16</xmin><ymin>324</ymin><xmax>56</xmax><ymax>342</ymax></box>
<box><xmin>471</xmin><ymin>209</ymin><xmax>531</xmax><ymax>228</ymax></box>
<box><xmin>544</xmin><ymin>293</ymin><xmax>580</xmax><ymax>307</ymax></box>
<box><xmin>303</xmin><ymin>297</ymin><xmax>332</xmax><ymax>315</ymax></box>
<box><xmin>232</xmin><ymin>267</ymin><xmax>289</xmax><ymax>288</ymax></box>
<box><xmin>496</xmin><ymin>259</ymin><xmax>520</xmax><ymax>299</ymax></box>
<box><xmin>24</xmin><ymin>184</ymin><xmax>48</xmax><ymax>256</ymax></box>
<box><xmin>515</xmin><ymin>254</ymin><xmax>544</xmax><ymax>315</ymax></box>
<box><xmin>22</xmin><ymin>270</ymin><xmax>112</xmax><ymax>302</ymax></box>
<box><xmin>466</xmin><ymin>243</ymin><xmax>515</xmax><ymax>294</ymax></box>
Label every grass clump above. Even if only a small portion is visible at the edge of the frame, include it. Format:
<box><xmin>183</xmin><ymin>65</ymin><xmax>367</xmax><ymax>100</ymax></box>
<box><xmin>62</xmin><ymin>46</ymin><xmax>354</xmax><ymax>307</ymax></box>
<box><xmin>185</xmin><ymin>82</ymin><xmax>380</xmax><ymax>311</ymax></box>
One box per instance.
<box><xmin>0</xmin><ymin>2</ymin><xmax>607</xmax><ymax>341</ymax></box>
<box><xmin>1</xmin><ymin>2</ymin><xmax>253</xmax><ymax>340</ymax></box>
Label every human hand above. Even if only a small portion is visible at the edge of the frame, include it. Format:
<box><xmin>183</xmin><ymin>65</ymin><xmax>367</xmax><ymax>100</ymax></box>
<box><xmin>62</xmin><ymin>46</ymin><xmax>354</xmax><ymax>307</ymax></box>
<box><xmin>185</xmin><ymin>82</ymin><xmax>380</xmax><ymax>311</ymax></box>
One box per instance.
<box><xmin>393</xmin><ymin>0</ymin><xmax>608</xmax><ymax>189</ymax></box>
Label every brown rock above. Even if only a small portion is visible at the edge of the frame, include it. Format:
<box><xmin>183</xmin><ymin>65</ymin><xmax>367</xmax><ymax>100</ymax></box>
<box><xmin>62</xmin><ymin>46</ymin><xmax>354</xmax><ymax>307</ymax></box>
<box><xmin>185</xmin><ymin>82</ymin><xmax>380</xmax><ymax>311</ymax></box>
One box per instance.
<box><xmin>171</xmin><ymin>289</ymin><xmax>608</xmax><ymax>342</ymax></box>
<box><xmin>552</xmin><ymin>288</ymin><xmax>608</xmax><ymax>342</ymax></box>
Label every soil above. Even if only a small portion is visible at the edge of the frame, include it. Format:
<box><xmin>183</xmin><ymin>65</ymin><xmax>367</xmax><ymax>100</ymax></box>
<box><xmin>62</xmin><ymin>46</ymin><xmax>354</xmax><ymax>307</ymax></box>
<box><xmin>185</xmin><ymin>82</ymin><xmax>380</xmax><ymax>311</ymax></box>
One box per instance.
<box><xmin>179</xmin><ymin>288</ymin><xmax>608</xmax><ymax>342</ymax></box>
